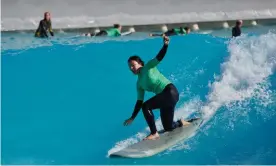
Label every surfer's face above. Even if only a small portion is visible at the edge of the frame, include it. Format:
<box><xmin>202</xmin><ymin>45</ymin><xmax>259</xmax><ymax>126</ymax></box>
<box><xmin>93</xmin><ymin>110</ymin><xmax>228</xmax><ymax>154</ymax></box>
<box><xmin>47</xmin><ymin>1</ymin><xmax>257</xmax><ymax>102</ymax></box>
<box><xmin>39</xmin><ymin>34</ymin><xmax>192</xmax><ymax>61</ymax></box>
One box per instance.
<box><xmin>237</xmin><ymin>20</ymin><xmax>243</xmax><ymax>27</ymax></box>
<box><xmin>128</xmin><ymin>60</ymin><xmax>142</xmax><ymax>75</ymax></box>
<box><xmin>45</xmin><ymin>12</ymin><xmax>51</xmax><ymax>21</ymax></box>
<box><xmin>118</xmin><ymin>26</ymin><xmax>122</xmax><ymax>31</ymax></box>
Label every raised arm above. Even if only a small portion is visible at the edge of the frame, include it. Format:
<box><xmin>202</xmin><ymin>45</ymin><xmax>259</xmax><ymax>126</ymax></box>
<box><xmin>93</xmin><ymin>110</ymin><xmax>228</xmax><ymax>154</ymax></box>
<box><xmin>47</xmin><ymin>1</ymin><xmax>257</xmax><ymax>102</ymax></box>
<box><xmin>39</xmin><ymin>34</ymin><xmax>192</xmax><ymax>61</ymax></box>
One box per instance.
<box><xmin>145</xmin><ymin>36</ymin><xmax>170</xmax><ymax>68</ymax></box>
<box><xmin>156</xmin><ymin>43</ymin><xmax>168</xmax><ymax>61</ymax></box>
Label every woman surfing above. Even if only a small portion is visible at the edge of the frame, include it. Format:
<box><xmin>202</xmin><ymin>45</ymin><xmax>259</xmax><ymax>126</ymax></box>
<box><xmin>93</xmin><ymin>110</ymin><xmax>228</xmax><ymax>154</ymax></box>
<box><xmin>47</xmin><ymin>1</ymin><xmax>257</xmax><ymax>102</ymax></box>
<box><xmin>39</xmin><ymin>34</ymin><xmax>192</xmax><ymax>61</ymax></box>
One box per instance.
<box><xmin>124</xmin><ymin>35</ymin><xmax>191</xmax><ymax>140</ymax></box>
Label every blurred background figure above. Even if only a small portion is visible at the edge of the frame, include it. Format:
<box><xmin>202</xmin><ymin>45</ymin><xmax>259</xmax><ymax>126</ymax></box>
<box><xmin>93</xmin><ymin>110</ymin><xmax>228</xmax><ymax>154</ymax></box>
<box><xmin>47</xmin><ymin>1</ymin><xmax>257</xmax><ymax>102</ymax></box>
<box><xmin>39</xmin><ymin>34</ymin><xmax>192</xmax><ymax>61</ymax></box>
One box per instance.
<box><xmin>34</xmin><ymin>12</ymin><xmax>54</xmax><ymax>38</ymax></box>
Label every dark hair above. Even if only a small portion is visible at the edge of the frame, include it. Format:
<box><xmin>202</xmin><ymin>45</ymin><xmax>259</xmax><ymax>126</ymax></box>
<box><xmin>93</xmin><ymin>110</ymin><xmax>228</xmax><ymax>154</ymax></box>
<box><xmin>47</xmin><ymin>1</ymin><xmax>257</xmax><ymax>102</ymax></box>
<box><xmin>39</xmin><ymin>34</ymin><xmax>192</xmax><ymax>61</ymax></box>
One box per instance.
<box><xmin>128</xmin><ymin>55</ymin><xmax>144</xmax><ymax>66</ymax></box>
<box><xmin>180</xmin><ymin>27</ymin><xmax>190</xmax><ymax>34</ymax></box>
<box><xmin>114</xmin><ymin>24</ymin><xmax>121</xmax><ymax>28</ymax></box>
<box><xmin>44</xmin><ymin>12</ymin><xmax>50</xmax><ymax>19</ymax></box>
<box><xmin>236</xmin><ymin>20</ymin><xmax>242</xmax><ymax>26</ymax></box>
<box><xmin>44</xmin><ymin>12</ymin><xmax>52</xmax><ymax>24</ymax></box>
<box><xmin>184</xmin><ymin>26</ymin><xmax>190</xmax><ymax>31</ymax></box>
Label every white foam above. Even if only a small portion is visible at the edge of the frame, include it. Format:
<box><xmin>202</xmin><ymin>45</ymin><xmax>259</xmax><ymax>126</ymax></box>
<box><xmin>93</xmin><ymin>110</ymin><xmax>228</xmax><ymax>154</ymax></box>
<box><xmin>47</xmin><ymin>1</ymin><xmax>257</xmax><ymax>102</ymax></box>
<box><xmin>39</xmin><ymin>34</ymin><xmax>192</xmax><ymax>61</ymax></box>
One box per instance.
<box><xmin>202</xmin><ymin>33</ymin><xmax>276</xmax><ymax>121</ymax></box>
<box><xmin>107</xmin><ymin>33</ymin><xmax>276</xmax><ymax>156</ymax></box>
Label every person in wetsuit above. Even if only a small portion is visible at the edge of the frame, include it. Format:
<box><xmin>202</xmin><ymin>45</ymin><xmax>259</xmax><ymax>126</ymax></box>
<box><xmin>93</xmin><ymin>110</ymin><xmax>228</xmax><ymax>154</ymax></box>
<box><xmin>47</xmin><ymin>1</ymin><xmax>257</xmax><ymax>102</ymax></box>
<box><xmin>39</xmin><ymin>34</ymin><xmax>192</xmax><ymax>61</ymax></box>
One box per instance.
<box><xmin>124</xmin><ymin>36</ymin><xmax>191</xmax><ymax>140</ymax></box>
<box><xmin>149</xmin><ymin>27</ymin><xmax>191</xmax><ymax>37</ymax></box>
<box><xmin>35</xmin><ymin>12</ymin><xmax>54</xmax><ymax>38</ymax></box>
<box><xmin>84</xmin><ymin>24</ymin><xmax>132</xmax><ymax>37</ymax></box>
<box><xmin>232</xmin><ymin>20</ymin><xmax>243</xmax><ymax>37</ymax></box>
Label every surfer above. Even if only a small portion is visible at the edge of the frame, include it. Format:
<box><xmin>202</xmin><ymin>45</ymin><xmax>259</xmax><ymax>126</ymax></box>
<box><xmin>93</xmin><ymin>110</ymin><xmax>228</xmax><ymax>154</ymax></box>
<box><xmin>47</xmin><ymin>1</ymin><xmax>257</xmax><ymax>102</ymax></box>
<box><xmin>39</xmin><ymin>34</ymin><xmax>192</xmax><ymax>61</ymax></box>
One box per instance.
<box><xmin>84</xmin><ymin>24</ymin><xmax>132</xmax><ymax>37</ymax></box>
<box><xmin>232</xmin><ymin>20</ymin><xmax>243</xmax><ymax>37</ymax></box>
<box><xmin>124</xmin><ymin>35</ymin><xmax>191</xmax><ymax>140</ymax></box>
<box><xmin>34</xmin><ymin>12</ymin><xmax>54</xmax><ymax>38</ymax></box>
<box><xmin>149</xmin><ymin>27</ymin><xmax>190</xmax><ymax>37</ymax></box>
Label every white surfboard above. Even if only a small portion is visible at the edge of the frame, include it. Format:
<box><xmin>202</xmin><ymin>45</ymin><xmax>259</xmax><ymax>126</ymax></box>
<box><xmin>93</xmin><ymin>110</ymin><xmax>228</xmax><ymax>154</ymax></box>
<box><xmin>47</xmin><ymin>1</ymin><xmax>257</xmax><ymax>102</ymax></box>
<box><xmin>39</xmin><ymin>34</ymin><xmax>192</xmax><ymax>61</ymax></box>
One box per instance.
<box><xmin>109</xmin><ymin>118</ymin><xmax>203</xmax><ymax>158</ymax></box>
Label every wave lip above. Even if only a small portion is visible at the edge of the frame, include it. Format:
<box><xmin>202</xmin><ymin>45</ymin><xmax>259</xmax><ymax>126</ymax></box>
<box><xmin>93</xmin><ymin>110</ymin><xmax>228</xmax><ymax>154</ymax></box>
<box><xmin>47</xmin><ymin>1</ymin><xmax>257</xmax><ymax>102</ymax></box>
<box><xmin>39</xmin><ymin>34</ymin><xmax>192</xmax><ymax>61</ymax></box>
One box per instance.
<box><xmin>107</xmin><ymin>32</ymin><xmax>276</xmax><ymax>157</ymax></box>
<box><xmin>202</xmin><ymin>32</ymin><xmax>276</xmax><ymax>121</ymax></box>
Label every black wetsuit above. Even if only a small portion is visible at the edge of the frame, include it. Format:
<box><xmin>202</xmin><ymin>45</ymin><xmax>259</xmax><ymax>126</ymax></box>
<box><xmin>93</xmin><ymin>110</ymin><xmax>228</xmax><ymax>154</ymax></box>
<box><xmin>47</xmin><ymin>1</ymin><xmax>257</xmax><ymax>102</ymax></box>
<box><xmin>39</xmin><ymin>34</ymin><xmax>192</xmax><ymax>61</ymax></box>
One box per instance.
<box><xmin>164</xmin><ymin>29</ymin><xmax>176</xmax><ymax>36</ymax></box>
<box><xmin>141</xmin><ymin>84</ymin><xmax>183</xmax><ymax>134</ymax></box>
<box><xmin>130</xmin><ymin>45</ymin><xmax>183</xmax><ymax>134</ymax></box>
<box><xmin>232</xmin><ymin>26</ymin><xmax>241</xmax><ymax>37</ymax></box>
<box><xmin>94</xmin><ymin>31</ymin><xmax>108</xmax><ymax>36</ymax></box>
<box><xmin>151</xmin><ymin>28</ymin><xmax>186</xmax><ymax>37</ymax></box>
<box><xmin>35</xmin><ymin>19</ymin><xmax>54</xmax><ymax>38</ymax></box>
<box><xmin>88</xmin><ymin>28</ymin><xmax>121</xmax><ymax>37</ymax></box>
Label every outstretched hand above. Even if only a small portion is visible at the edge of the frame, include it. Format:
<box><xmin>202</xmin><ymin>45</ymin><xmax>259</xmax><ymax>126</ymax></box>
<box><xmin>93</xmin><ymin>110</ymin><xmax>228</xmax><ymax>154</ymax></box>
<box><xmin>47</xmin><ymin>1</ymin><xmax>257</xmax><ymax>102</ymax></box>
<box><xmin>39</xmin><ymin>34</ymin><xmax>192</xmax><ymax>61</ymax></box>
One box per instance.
<box><xmin>163</xmin><ymin>35</ymin><xmax>170</xmax><ymax>45</ymax></box>
<box><xmin>123</xmin><ymin>117</ymin><xmax>133</xmax><ymax>126</ymax></box>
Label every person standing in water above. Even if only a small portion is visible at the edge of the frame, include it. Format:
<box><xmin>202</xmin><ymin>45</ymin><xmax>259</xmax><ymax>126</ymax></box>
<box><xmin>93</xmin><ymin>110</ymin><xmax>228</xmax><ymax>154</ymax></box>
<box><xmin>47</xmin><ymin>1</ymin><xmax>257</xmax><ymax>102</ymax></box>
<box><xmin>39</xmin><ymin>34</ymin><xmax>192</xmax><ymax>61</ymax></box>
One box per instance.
<box><xmin>84</xmin><ymin>24</ymin><xmax>132</xmax><ymax>37</ymax></box>
<box><xmin>232</xmin><ymin>20</ymin><xmax>243</xmax><ymax>37</ymax></box>
<box><xmin>124</xmin><ymin>35</ymin><xmax>190</xmax><ymax>140</ymax></box>
<box><xmin>35</xmin><ymin>12</ymin><xmax>54</xmax><ymax>38</ymax></box>
<box><xmin>149</xmin><ymin>27</ymin><xmax>191</xmax><ymax>37</ymax></box>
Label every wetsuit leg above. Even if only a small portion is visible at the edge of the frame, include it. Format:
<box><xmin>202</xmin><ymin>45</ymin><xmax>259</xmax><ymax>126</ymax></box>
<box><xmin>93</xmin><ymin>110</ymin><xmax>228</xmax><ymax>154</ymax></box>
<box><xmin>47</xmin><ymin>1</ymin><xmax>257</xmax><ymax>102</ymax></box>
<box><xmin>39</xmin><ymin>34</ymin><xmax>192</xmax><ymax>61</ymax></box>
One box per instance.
<box><xmin>150</xmin><ymin>29</ymin><xmax>175</xmax><ymax>37</ymax></box>
<box><xmin>150</xmin><ymin>33</ymin><xmax>163</xmax><ymax>37</ymax></box>
<box><xmin>160</xmin><ymin>84</ymin><xmax>180</xmax><ymax>131</ymax></box>
<box><xmin>88</xmin><ymin>32</ymin><xmax>96</xmax><ymax>36</ymax></box>
<box><xmin>142</xmin><ymin>83</ymin><xmax>180</xmax><ymax>134</ymax></box>
<box><xmin>142</xmin><ymin>93</ymin><xmax>164</xmax><ymax>134</ymax></box>
<box><xmin>164</xmin><ymin>29</ymin><xmax>175</xmax><ymax>36</ymax></box>
<box><xmin>95</xmin><ymin>30</ymin><xmax>108</xmax><ymax>36</ymax></box>
<box><xmin>160</xmin><ymin>106</ymin><xmax>175</xmax><ymax>131</ymax></box>
<box><xmin>160</xmin><ymin>107</ymin><xmax>183</xmax><ymax>131</ymax></box>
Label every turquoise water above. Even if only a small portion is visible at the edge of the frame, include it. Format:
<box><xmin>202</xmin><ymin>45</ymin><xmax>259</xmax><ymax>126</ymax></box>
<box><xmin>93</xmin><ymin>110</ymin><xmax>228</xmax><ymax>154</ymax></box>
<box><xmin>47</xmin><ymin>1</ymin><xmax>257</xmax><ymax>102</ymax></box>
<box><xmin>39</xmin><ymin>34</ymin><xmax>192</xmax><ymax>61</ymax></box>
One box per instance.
<box><xmin>2</xmin><ymin>27</ymin><xmax>276</xmax><ymax>164</ymax></box>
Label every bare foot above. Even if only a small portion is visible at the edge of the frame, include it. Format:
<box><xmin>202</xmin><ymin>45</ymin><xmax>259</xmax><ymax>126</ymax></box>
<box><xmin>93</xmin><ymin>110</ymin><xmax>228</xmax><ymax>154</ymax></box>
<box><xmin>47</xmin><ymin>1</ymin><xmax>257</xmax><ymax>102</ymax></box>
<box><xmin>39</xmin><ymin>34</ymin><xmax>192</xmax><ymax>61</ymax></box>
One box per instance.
<box><xmin>143</xmin><ymin>133</ymin><xmax>160</xmax><ymax>140</ymax></box>
<box><xmin>180</xmin><ymin>119</ymin><xmax>191</xmax><ymax>126</ymax></box>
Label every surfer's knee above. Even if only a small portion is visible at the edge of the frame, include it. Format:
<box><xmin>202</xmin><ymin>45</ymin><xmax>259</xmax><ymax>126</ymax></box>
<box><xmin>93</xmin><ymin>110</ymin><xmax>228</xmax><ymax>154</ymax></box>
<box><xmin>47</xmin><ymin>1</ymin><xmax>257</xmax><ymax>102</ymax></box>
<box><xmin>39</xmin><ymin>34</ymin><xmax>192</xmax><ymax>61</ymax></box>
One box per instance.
<box><xmin>142</xmin><ymin>102</ymin><xmax>153</xmax><ymax>116</ymax></box>
<box><xmin>142</xmin><ymin>102</ymin><xmax>149</xmax><ymax>112</ymax></box>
